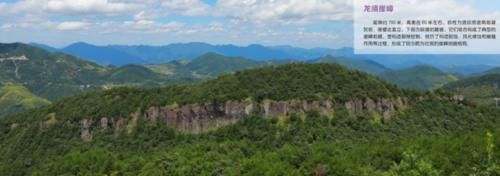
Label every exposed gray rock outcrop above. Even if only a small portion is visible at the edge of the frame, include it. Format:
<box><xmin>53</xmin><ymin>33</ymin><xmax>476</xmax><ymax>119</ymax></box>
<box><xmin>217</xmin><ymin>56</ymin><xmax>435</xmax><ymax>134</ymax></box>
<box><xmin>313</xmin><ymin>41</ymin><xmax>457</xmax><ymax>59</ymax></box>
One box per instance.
<box><xmin>80</xmin><ymin>119</ymin><xmax>92</xmax><ymax>142</ymax></box>
<box><xmin>10</xmin><ymin>123</ymin><xmax>19</xmax><ymax>130</ymax></box>
<box><xmin>345</xmin><ymin>97</ymin><xmax>407</xmax><ymax>119</ymax></box>
<box><xmin>73</xmin><ymin>98</ymin><xmax>407</xmax><ymax>141</ymax></box>
<box><xmin>451</xmin><ymin>95</ymin><xmax>465</xmax><ymax>102</ymax></box>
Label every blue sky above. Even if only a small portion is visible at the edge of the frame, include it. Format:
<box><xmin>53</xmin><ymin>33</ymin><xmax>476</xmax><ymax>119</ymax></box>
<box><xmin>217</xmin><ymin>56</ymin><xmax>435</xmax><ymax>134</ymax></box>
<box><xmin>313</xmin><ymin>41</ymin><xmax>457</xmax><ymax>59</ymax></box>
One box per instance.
<box><xmin>0</xmin><ymin>0</ymin><xmax>497</xmax><ymax>48</ymax></box>
<box><xmin>466</xmin><ymin>0</ymin><xmax>500</xmax><ymax>12</ymax></box>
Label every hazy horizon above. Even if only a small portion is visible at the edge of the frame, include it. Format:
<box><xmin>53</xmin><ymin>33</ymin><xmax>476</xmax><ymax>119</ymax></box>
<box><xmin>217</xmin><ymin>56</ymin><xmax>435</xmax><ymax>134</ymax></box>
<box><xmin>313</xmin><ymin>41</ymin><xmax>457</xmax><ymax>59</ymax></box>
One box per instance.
<box><xmin>1</xmin><ymin>0</ymin><xmax>498</xmax><ymax>48</ymax></box>
<box><xmin>25</xmin><ymin>40</ymin><xmax>351</xmax><ymax>50</ymax></box>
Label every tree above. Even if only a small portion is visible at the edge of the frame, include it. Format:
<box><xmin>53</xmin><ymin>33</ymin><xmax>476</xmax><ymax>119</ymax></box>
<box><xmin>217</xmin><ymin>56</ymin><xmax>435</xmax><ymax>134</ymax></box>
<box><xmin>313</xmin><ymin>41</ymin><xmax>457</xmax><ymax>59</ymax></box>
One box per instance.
<box><xmin>385</xmin><ymin>150</ymin><xmax>441</xmax><ymax>176</ymax></box>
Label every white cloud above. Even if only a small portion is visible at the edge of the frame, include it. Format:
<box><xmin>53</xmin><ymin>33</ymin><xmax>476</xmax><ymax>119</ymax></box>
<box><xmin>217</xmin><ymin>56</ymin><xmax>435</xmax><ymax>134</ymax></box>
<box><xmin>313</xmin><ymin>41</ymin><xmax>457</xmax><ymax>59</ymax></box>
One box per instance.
<box><xmin>46</xmin><ymin>0</ymin><xmax>143</xmax><ymax>15</ymax></box>
<box><xmin>204</xmin><ymin>22</ymin><xmax>225</xmax><ymax>32</ymax></box>
<box><xmin>160</xmin><ymin>0</ymin><xmax>210</xmax><ymax>16</ymax></box>
<box><xmin>215</xmin><ymin>0</ymin><xmax>353</xmax><ymax>25</ymax></box>
<box><xmin>56</xmin><ymin>21</ymin><xmax>90</xmax><ymax>31</ymax></box>
<box><xmin>0</xmin><ymin>0</ymin><xmax>144</xmax><ymax>17</ymax></box>
<box><xmin>118</xmin><ymin>20</ymin><xmax>185</xmax><ymax>33</ymax></box>
<box><xmin>134</xmin><ymin>11</ymin><xmax>160</xmax><ymax>21</ymax></box>
<box><xmin>0</xmin><ymin>24</ymin><xmax>14</xmax><ymax>30</ymax></box>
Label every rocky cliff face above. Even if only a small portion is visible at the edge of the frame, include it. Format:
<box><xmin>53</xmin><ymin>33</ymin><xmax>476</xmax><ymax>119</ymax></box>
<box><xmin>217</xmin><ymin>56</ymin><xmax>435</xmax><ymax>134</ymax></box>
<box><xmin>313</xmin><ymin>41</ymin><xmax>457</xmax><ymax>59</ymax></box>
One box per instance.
<box><xmin>144</xmin><ymin>101</ymin><xmax>252</xmax><ymax>133</ymax></box>
<box><xmin>71</xmin><ymin>97</ymin><xmax>407</xmax><ymax>140</ymax></box>
<box><xmin>344</xmin><ymin>97</ymin><xmax>406</xmax><ymax>119</ymax></box>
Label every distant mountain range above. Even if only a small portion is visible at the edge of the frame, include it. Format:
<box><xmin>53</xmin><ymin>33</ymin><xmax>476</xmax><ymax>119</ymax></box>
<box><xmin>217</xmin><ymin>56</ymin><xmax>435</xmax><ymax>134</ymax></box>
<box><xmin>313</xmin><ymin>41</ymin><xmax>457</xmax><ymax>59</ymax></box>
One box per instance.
<box><xmin>144</xmin><ymin>52</ymin><xmax>293</xmax><ymax>80</ymax></box>
<box><xmin>30</xmin><ymin>42</ymin><xmax>500</xmax><ymax>75</ymax></box>
<box><xmin>3</xmin><ymin>42</ymin><xmax>500</xmax><ymax>116</ymax></box>
<box><xmin>31</xmin><ymin>42</ymin><xmax>335</xmax><ymax>66</ymax></box>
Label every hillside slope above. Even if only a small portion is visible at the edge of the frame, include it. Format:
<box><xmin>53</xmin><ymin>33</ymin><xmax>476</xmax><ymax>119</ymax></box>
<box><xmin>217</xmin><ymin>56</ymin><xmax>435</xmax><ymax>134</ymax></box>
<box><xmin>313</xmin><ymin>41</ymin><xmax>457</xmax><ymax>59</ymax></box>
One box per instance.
<box><xmin>480</xmin><ymin>67</ymin><xmax>500</xmax><ymax>75</ymax></box>
<box><xmin>0</xmin><ymin>85</ymin><xmax>50</xmax><ymax>116</ymax></box>
<box><xmin>184</xmin><ymin>53</ymin><xmax>263</xmax><ymax>76</ymax></box>
<box><xmin>444</xmin><ymin>73</ymin><xmax>500</xmax><ymax>107</ymax></box>
<box><xmin>312</xmin><ymin>55</ymin><xmax>388</xmax><ymax>75</ymax></box>
<box><xmin>6</xmin><ymin>63</ymin><xmax>403</xmax><ymax>123</ymax></box>
<box><xmin>0</xmin><ymin>43</ymin><xmax>203</xmax><ymax>114</ymax></box>
<box><xmin>378</xmin><ymin>65</ymin><xmax>460</xmax><ymax>90</ymax></box>
<box><xmin>0</xmin><ymin>43</ymin><xmax>108</xmax><ymax>100</ymax></box>
<box><xmin>0</xmin><ymin>63</ymin><xmax>498</xmax><ymax>175</ymax></box>
<box><xmin>146</xmin><ymin>53</ymin><xmax>292</xmax><ymax>79</ymax></box>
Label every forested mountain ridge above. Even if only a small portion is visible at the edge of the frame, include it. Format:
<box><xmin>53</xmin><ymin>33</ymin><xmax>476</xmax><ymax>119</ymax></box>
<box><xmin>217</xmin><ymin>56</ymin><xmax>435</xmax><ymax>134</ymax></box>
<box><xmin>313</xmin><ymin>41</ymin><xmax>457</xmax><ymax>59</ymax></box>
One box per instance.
<box><xmin>312</xmin><ymin>55</ymin><xmax>388</xmax><ymax>75</ymax></box>
<box><xmin>4</xmin><ymin>63</ymin><xmax>406</xmax><ymax>123</ymax></box>
<box><xmin>0</xmin><ymin>43</ymin><xmax>198</xmax><ymax>116</ymax></box>
<box><xmin>443</xmin><ymin>73</ymin><xmax>500</xmax><ymax>107</ymax></box>
<box><xmin>1</xmin><ymin>63</ymin><xmax>499</xmax><ymax>175</ymax></box>
<box><xmin>3</xmin><ymin>63</ymin><xmax>421</xmax><ymax>140</ymax></box>
<box><xmin>1</xmin><ymin>42</ymin><xmax>490</xmax><ymax>119</ymax></box>
<box><xmin>480</xmin><ymin>67</ymin><xmax>500</xmax><ymax>75</ymax></box>
<box><xmin>445</xmin><ymin>73</ymin><xmax>500</xmax><ymax>89</ymax></box>
<box><xmin>146</xmin><ymin>52</ymin><xmax>293</xmax><ymax>78</ymax></box>
<box><xmin>378</xmin><ymin>65</ymin><xmax>460</xmax><ymax>90</ymax></box>
<box><xmin>0</xmin><ymin>43</ymin><xmax>309</xmax><ymax>116</ymax></box>
<box><xmin>0</xmin><ymin>43</ymin><xmax>107</xmax><ymax>100</ymax></box>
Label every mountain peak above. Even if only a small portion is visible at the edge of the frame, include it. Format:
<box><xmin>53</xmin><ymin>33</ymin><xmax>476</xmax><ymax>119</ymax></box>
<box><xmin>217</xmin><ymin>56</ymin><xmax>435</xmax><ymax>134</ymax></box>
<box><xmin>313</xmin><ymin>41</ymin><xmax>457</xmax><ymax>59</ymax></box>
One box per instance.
<box><xmin>322</xmin><ymin>54</ymin><xmax>335</xmax><ymax>59</ymax></box>
<box><xmin>66</xmin><ymin>42</ymin><xmax>94</xmax><ymax>48</ymax></box>
<box><xmin>197</xmin><ymin>52</ymin><xmax>225</xmax><ymax>58</ymax></box>
<box><xmin>28</xmin><ymin>43</ymin><xmax>58</xmax><ymax>52</ymax></box>
<box><xmin>248</xmin><ymin>44</ymin><xmax>266</xmax><ymax>48</ymax></box>
<box><xmin>62</xmin><ymin>42</ymin><xmax>144</xmax><ymax>66</ymax></box>
<box><xmin>313</xmin><ymin>55</ymin><xmax>388</xmax><ymax>75</ymax></box>
<box><xmin>0</xmin><ymin>42</ymin><xmax>31</xmax><ymax>50</ymax></box>
<box><xmin>407</xmin><ymin>65</ymin><xmax>444</xmax><ymax>73</ymax></box>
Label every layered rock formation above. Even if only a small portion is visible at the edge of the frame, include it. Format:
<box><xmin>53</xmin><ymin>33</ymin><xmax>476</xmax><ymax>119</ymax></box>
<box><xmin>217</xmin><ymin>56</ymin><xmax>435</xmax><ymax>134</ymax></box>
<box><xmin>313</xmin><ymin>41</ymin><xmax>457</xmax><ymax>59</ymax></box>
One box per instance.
<box><xmin>73</xmin><ymin>97</ymin><xmax>408</xmax><ymax>140</ymax></box>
